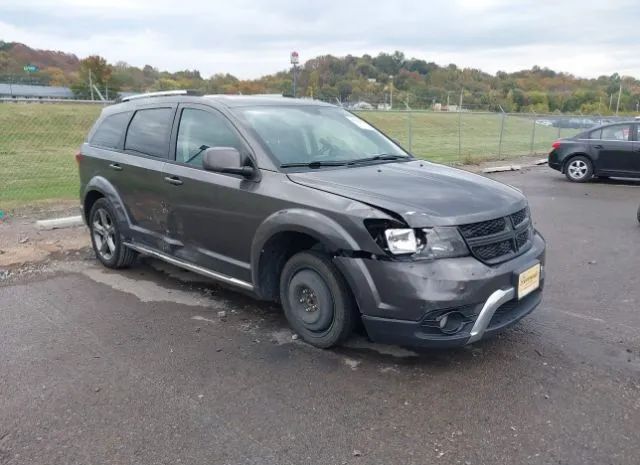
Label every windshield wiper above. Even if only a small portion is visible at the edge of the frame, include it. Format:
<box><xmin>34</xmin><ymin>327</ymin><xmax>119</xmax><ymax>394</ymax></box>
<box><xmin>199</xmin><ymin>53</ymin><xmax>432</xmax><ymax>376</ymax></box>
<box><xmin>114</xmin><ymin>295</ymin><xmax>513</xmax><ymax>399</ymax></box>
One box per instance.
<box><xmin>347</xmin><ymin>154</ymin><xmax>409</xmax><ymax>165</ymax></box>
<box><xmin>280</xmin><ymin>160</ymin><xmax>350</xmax><ymax>169</ymax></box>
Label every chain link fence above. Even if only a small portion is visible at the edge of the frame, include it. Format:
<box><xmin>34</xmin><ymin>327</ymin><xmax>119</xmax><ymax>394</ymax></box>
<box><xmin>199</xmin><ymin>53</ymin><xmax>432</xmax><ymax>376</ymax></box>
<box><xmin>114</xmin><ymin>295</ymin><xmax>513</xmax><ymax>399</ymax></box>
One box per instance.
<box><xmin>0</xmin><ymin>99</ymin><xmax>622</xmax><ymax>213</ymax></box>
<box><xmin>355</xmin><ymin>110</ymin><xmax>622</xmax><ymax>164</ymax></box>
<box><xmin>0</xmin><ymin>100</ymin><xmax>104</xmax><ymax>212</ymax></box>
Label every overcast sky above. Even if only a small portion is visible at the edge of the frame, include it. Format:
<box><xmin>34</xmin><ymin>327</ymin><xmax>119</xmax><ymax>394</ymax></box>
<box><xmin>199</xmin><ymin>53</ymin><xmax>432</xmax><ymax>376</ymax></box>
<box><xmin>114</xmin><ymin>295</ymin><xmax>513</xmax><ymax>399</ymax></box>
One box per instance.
<box><xmin>0</xmin><ymin>0</ymin><xmax>638</xmax><ymax>79</ymax></box>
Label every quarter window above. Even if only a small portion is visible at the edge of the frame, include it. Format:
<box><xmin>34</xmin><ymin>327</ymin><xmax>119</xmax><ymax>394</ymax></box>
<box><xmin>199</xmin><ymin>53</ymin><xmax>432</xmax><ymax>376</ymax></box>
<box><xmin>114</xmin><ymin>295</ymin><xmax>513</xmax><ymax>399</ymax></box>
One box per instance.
<box><xmin>601</xmin><ymin>124</ymin><xmax>631</xmax><ymax>141</ymax></box>
<box><xmin>124</xmin><ymin>108</ymin><xmax>173</xmax><ymax>158</ymax></box>
<box><xmin>90</xmin><ymin>112</ymin><xmax>132</xmax><ymax>149</ymax></box>
<box><xmin>176</xmin><ymin>108</ymin><xmax>242</xmax><ymax>166</ymax></box>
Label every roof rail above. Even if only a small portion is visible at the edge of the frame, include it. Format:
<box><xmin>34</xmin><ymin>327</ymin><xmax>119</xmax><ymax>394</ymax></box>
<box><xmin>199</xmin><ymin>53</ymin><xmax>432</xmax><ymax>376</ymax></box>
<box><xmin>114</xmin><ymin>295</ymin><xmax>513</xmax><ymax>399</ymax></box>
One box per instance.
<box><xmin>120</xmin><ymin>90</ymin><xmax>188</xmax><ymax>102</ymax></box>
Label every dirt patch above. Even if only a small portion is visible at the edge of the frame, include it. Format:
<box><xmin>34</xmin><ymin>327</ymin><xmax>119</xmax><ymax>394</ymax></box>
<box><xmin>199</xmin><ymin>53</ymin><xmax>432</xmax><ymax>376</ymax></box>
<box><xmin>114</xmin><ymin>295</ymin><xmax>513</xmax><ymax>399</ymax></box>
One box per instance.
<box><xmin>0</xmin><ymin>215</ymin><xmax>89</xmax><ymax>268</ymax></box>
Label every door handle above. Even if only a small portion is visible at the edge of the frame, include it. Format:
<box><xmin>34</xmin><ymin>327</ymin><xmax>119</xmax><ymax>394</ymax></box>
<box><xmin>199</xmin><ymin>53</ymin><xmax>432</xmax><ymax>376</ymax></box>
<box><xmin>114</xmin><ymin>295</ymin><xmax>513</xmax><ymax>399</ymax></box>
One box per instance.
<box><xmin>592</xmin><ymin>144</ymin><xmax>603</xmax><ymax>149</ymax></box>
<box><xmin>164</xmin><ymin>176</ymin><xmax>183</xmax><ymax>186</ymax></box>
<box><xmin>109</xmin><ymin>163</ymin><xmax>123</xmax><ymax>171</ymax></box>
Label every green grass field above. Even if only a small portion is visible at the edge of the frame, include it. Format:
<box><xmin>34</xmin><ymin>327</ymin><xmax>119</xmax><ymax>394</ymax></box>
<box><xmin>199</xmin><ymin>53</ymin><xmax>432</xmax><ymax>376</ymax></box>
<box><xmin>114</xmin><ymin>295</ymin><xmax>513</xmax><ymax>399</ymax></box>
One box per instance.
<box><xmin>0</xmin><ymin>102</ymin><xmax>579</xmax><ymax>211</ymax></box>
<box><xmin>0</xmin><ymin>103</ymin><xmax>102</xmax><ymax>210</ymax></box>
<box><xmin>356</xmin><ymin>111</ymin><xmax>577</xmax><ymax>163</ymax></box>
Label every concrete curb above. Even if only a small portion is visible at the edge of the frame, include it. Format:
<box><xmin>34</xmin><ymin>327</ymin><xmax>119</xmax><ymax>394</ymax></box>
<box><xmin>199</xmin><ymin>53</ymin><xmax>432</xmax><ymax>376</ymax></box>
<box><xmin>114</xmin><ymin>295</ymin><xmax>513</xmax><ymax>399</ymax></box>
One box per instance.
<box><xmin>482</xmin><ymin>165</ymin><xmax>522</xmax><ymax>173</ymax></box>
<box><xmin>36</xmin><ymin>215</ymin><xmax>84</xmax><ymax>230</ymax></box>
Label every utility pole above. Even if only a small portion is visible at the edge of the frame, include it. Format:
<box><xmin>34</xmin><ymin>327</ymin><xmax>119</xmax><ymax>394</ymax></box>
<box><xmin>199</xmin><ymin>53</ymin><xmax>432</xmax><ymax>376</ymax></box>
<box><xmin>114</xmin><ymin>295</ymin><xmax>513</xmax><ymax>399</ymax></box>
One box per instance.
<box><xmin>615</xmin><ymin>81</ymin><xmax>622</xmax><ymax>116</ymax></box>
<box><xmin>389</xmin><ymin>75</ymin><xmax>393</xmax><ymax>110</ymax></box>
<box><xmin>290</xmin><ymin>51</ymin><xmax>299</xmax><ymax>98</ymax></box>
<box><xmin>89</xmin><ymin>69</ymin><xmax>94</xmax><ymax>101</ymax></box>
<box><xmin>458</xmin><ymin>88</ymin><xmax>463</xmax><ymax>158</ymax></box>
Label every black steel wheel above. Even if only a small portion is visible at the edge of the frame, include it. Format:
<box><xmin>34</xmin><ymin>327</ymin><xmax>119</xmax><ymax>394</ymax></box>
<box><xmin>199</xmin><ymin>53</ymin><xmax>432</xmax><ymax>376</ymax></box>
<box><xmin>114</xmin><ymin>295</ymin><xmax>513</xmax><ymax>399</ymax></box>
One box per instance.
<box><xmin>280</xmin><ymin>251</ymin><xmax>356</xmax><ymax>348</ymax></box>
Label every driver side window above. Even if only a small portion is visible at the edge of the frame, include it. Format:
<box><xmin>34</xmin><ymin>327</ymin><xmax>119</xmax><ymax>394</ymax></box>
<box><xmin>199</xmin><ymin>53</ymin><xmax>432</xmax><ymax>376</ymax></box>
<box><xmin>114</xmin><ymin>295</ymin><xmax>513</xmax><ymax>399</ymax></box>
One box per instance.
<box><xmin>176</xmin><ymin>108</ymin><xmax>242</xmax><ymax>166</ymax></box>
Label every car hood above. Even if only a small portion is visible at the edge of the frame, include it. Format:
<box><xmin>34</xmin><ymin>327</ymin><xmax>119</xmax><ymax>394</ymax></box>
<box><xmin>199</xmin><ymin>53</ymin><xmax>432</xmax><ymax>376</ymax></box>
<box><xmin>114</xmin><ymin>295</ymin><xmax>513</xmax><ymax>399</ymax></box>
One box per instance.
<box><xmin>287</xmin><ymin>160</ymin><xmax>527</xmax><ymax>227</ymax></box>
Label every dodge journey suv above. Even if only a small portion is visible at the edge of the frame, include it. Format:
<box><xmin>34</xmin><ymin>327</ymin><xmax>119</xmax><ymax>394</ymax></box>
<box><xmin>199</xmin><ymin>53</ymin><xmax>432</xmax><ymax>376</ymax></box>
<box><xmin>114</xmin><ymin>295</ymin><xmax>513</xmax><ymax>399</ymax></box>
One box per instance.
<box><xmin>78</xmin><ymin>91</ymin><xmax>545</xmax><ymax>349</ymax></box>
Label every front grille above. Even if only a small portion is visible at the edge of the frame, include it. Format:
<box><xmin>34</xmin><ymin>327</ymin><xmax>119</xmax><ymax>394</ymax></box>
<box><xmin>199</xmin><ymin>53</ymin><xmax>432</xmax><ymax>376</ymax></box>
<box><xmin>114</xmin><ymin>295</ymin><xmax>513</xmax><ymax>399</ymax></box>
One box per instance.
<box><xmin>459</xmin><ymin>217</ymin><xmax>506</xmax><ymax>238</ymax></box>
<box><xmin>474</xmin><ymin>240</ymin><xmax>514</xmax><ymax>261</ymax></box>
<box><xmin>516</xmin><ymin>230</ymin><xmax>529</xmax><ymax>249</ymax></box>
<box><xmin>458</xmin><ymin>208</ymin><xmax>532</xmax><ymax>264</ymax></box>
<box><xmin>510</xmin><ymin>208</ymin><xmax>528</xmax><ymax>227</ymax></box>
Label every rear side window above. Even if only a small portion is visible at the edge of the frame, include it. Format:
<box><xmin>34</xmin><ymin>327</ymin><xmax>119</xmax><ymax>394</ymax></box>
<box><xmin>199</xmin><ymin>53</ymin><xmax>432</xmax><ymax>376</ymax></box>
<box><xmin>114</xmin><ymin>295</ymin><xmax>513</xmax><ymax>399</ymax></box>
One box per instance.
<box><xmin>125</xmin><ymin>108</ymin><xmax>173</xmax><ymax>158</ymax></box>
<box><xmin>588</xmin><ymin>129</ymin><xmax>602</xmax><ymax>140</ymax></box>
<box><xmin>90</xmin><ymin>112</ymin><xmax>132</xmax><ymax>149</ymax></box>
<box><xmin>601</xmin><ymin>124</ymin><xmax>631</xmax><ymax>141</ymax></box>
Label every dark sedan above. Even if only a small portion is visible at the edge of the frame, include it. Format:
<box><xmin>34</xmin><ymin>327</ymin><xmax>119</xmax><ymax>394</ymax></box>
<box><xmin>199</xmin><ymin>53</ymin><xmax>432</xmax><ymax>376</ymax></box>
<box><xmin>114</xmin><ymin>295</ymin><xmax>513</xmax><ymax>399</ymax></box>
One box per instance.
<box><xmin>548</xmin><ymin>121</ymin><xmax>639</xmax><ymax>182</ymax></box>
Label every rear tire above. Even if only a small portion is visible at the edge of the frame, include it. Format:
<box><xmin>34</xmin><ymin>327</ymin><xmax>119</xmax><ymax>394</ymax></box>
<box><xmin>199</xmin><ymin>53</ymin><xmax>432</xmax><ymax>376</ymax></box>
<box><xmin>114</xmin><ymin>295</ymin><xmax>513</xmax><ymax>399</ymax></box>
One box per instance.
<box><xmin>565</xmin><ymin>156</ymin><xmax>593</xmax><ymax>183</ymax></box>
<box><xmin>279</xmin><ymin>251</ymin><xmax>356</xmax><ymax>348</ymax></box>
<box><xmin>637</xmin><ymin>205</ymin><xmax>640</xmax><ymax>224</ymax></box>
<box><xmin>89</xmin><ymin>198</ymin><xmax>137</xmax><ymax>269</ymax></box>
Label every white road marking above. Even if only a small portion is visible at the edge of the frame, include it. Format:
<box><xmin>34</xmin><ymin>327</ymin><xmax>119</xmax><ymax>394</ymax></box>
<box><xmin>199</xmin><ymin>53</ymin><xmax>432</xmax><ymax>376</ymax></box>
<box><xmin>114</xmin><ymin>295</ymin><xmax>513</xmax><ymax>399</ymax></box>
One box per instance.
<box><xmin>557</xmin><ymin>310</ymin><xmax>605</xmax><ymax>323</ymax></box>
<box><xmin>191</xmin><ymin>315</ymin><xmax>217</xmax><ymax>323</ymax></box>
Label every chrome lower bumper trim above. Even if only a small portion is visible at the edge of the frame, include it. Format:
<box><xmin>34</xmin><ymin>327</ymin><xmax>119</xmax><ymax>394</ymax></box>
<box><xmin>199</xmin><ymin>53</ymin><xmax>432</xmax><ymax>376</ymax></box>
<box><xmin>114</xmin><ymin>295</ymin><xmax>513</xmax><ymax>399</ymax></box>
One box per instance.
<box><xmin>467</xmin><ymin>287</ymin><xmax>515</xmax><ymax>344</ymax></box>
<box><xmin>123</xmin><ymin>242</ymin><xmax>254</xmax><ymax>291</ymax></box>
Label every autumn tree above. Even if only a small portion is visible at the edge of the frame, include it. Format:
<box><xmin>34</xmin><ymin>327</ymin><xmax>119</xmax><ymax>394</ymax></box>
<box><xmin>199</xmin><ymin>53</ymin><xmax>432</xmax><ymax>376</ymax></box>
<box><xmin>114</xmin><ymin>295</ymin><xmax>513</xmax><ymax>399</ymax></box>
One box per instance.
<box><xmin>71</xmin><ymin>55</ymin><xmax>115</xmax><ymax>99</ymax></box>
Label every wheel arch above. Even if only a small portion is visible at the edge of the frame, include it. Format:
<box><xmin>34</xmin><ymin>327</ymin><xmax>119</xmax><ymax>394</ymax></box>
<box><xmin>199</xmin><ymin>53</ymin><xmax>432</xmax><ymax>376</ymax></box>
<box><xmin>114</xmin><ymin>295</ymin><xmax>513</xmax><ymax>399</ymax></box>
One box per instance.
<box><xmin>250</xmin><ymin>209</ymin><xmax>360</xmax><ymax>301</ymax></box>
<box><xmin>82</xmin><ymin>176</ymin><xmax>131</xmax><ymax>233</ymax></box>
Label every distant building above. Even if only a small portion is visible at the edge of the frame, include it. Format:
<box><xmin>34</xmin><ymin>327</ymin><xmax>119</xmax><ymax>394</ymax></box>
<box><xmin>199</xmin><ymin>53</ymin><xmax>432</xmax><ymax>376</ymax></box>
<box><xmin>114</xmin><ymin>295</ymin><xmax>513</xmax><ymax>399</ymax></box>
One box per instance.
<box><xmin>0</xmin><ymin>83</ymin><xmax>74</xmax><ymax>99</ymax></box>
<box><xmin>433</xmin><ymin>102</ymin><xmax>442</xmax><ymax>111</ymax></box>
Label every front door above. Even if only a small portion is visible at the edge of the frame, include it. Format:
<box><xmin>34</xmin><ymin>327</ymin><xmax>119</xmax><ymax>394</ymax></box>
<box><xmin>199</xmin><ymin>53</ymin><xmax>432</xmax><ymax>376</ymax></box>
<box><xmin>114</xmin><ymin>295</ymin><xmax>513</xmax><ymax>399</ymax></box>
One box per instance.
<box><xmin>591</xmin><ymin>123</ymin><xmax>634</xmax><ymax>174</ymax></box>
<box><xmin>161</xmin><ymin>104</ymin><xmax>260</xmax><ymax>282</ymax></box>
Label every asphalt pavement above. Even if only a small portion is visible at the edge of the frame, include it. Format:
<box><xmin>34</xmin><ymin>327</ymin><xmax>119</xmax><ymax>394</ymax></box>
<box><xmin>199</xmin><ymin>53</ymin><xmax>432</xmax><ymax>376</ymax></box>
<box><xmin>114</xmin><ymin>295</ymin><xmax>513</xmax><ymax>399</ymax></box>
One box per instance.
<box><xmin>1</xmin><ymin>167</ymin><xmax>639</xmax><ymax>465</ymax></box>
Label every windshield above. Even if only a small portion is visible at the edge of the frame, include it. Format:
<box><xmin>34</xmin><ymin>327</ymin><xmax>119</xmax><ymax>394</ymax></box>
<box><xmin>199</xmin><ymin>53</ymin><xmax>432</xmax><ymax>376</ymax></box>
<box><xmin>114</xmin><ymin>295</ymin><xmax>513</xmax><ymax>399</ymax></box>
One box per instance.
<box><xmin>233</xmin><ymin>105</ymin><xmax>410</xmax><ymax>167</ymax></box>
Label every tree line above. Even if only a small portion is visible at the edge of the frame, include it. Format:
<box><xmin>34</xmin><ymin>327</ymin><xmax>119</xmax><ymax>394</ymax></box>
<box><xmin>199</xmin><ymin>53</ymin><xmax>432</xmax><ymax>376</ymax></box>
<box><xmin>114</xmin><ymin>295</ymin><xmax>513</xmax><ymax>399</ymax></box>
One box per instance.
<box><xmin>1</xmin><ymin>42</ymin><xmax>639</xmax><ymax>114</ymax></box>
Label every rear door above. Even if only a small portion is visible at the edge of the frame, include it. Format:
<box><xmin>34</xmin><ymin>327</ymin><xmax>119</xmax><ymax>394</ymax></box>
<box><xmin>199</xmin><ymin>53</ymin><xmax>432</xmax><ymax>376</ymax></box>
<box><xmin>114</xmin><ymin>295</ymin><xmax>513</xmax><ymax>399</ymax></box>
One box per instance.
<box><xmin>161</xmin><ymin>104</ymin><xmax>259</xmax><ymax>282</ymax></box>
<box><xmin>117</xmin><ymin>105</ymin><xmax>176</xmax><ymax>249</ymax></box>
<box><xmin>632</xmin><ymin>123</ymin><xmax>640</xmax><ymax>175</ymax></box>
<box><xmin>590</xmin><ymin>123</ymin><xmax>634</xmax><ymax>174</ymax></box>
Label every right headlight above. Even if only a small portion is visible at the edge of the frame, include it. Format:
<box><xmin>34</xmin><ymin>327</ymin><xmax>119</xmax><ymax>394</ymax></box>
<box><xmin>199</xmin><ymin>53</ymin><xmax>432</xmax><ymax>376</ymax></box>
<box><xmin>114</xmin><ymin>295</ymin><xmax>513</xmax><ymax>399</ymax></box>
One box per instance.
<box><xmin>366</xmin><ymin>220</ymin><xmax>469</xmax><ymax>259</ymax></box>
<box><xmin>416</xmin><ymin>227</ymin><xmax>470</xmax><ymax>259</ymax></box>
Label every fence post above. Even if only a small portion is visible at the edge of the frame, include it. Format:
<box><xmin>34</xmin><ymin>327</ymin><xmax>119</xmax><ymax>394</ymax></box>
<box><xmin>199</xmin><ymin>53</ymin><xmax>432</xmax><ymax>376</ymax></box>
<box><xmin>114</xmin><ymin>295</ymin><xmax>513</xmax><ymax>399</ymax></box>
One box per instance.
<box><xmin>407</xmin><ymin>110</ymin><xmax>413</xmax><ymax>153</ymax></box>
<box><xmin>498</xmin><ymin>107</ymin><xmax>506</xmax><ymax>158</ymax></box>
<box><xmin>529</xmin><ymin>113</ymin><xmax>537</xmax><ymax>155</ymax></box>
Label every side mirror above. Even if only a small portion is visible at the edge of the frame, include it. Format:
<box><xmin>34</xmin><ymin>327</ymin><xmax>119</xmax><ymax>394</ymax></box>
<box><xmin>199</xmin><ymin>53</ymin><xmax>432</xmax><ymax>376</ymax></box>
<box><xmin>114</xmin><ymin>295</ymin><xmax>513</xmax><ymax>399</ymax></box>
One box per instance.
<box><xmin>202</xmin><ymin>147</ymin><xmax>255</xmax><ymax>178</ymax></box>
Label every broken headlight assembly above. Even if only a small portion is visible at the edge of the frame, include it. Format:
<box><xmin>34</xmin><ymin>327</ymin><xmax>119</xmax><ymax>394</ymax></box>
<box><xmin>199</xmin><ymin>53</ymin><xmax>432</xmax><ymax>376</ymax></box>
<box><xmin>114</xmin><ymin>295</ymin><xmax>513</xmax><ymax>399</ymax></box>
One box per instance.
<box><xmin>366</xmin><ymin>220</ymin><xmax>470</xmax><ymax>259</ymax></box>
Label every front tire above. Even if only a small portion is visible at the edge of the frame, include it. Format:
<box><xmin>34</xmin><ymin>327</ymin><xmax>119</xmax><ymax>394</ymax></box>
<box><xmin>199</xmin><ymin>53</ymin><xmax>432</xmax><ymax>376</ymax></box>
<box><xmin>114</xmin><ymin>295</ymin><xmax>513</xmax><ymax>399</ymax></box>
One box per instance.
<box><xmin>89</xmin><ymin>198</ymin><xmax>137</xmax><ymax>269</ymax></box>
<box><xmin>280</xmin><ymin>251</ymin><xmax>356</xmax><ymax>348</ymax></box>
<box><xmin>565</xmin><ymin>156</ymin><xmax>593</xmax><ymax>183</ymax></box>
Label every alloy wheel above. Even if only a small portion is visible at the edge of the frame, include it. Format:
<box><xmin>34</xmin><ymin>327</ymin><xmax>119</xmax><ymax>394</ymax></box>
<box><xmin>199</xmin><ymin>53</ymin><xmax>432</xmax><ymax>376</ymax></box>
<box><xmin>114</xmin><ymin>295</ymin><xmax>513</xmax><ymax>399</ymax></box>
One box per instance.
<box><xmin>567</xmin><ymin>159</ymin><xmax>588</xmax><ymax>180</ymax></box>
<box><xmin>92</xmin><ymin>208</ymin><xmax>116</xmax><ymax>261</ymax></box>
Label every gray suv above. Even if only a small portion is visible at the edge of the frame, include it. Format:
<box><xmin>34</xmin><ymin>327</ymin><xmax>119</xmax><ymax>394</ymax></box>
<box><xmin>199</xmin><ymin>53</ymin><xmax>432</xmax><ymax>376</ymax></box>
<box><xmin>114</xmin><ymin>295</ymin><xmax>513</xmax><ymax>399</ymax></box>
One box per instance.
<box><xmin>78</xmin><ymin>91</ymin><xmax>545</xmax><ymax>349</ymax></box>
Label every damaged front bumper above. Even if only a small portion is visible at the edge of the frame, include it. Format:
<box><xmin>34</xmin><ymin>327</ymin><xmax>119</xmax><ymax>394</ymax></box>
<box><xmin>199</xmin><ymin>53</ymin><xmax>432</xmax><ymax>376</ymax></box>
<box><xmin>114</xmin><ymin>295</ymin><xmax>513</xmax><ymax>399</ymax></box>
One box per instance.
<box><xmin>334</xmin><ymin>233</ymin><xmax>546</xmax><ymax>348</ymax></box>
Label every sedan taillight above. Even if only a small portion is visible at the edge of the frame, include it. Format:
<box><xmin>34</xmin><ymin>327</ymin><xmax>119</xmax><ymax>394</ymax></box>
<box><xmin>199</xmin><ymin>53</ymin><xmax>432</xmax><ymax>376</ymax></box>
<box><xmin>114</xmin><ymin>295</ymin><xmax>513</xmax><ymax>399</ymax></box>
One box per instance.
<box><xmin>551</xmin><ymin>141</ymin><xmax>561</xmax><ymax>150</ymax></box>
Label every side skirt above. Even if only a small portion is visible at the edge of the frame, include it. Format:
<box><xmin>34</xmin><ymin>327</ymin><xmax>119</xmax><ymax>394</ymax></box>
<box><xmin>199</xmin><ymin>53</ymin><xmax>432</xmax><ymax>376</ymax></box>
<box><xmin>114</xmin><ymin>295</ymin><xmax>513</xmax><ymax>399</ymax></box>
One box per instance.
<box><xmin>123</xmin><ymin>242</ymin><xmax>254</xmax><ymax>292</ymax></box>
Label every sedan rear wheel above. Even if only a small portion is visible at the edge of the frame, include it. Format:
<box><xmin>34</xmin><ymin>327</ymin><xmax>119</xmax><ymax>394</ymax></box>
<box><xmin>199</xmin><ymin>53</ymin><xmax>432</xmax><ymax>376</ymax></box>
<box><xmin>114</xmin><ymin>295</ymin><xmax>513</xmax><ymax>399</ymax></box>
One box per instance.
<box><xmin>565</xmin><ymin>156</ymin><xmax>593</xmax><ymax>183</ymax></box>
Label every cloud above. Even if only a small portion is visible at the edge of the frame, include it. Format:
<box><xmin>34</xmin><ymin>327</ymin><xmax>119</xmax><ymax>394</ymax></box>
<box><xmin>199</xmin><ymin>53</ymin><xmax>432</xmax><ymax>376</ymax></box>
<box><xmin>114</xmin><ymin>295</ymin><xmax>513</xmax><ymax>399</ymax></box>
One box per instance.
<box><xmin>0</xmin><ymin>0</ymin><xmax>638</xmax><ymax>78</ymax></box>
